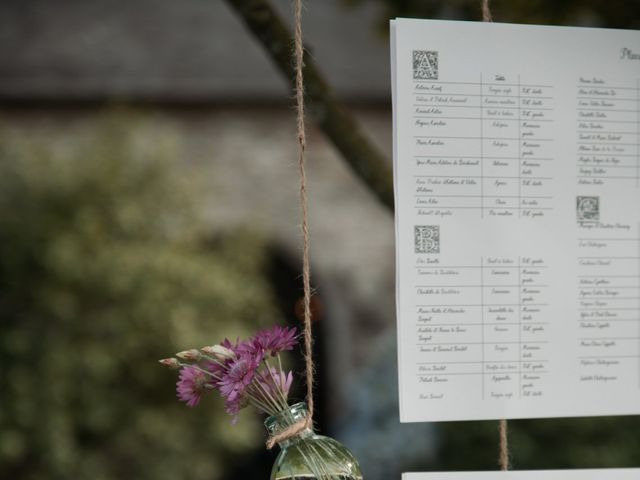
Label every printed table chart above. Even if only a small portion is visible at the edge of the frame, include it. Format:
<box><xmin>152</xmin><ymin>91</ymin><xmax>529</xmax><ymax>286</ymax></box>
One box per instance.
<box><xmin>415</xmin><ymin>256</ymin><xmax>550</xmax><ymax>401</ymax></box>
<box><xmin>413</xmin><ymin>77</ymin><xmax>555</xmax><ymax>218</ymax></box>
<box><xmin>392</xmin><ymin>19</ymin><xmax>640</xmax><ymax>422</ymax></box>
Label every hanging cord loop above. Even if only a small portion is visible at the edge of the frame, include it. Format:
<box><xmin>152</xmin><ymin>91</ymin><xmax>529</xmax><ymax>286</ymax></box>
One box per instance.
<box><xmin>266</xmin><ymin>0</ymin><xmax>315</xmax><ymax>450</ymax></box>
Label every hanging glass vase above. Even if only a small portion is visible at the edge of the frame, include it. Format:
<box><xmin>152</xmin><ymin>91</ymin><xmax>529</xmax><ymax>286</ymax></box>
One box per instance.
<box><xmin>265</xmin><ymin>402</ymin><xmax>363</xmax><ymax>480</ymax></box>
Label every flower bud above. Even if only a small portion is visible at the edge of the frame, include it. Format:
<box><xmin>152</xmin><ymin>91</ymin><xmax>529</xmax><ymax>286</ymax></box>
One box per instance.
<box><xmin>176</xmin><ymin>349</ymin><xmax>202</xmax><ymax>361</ymax></box>
<box><xmin>158</xmin><ymin>358</ymin><xmax>181</xmax><ymax>369</ymax></box>
<box><xmin>201</xmin><ymin>345</ymin><xmax>235</xmax><ymax>360</ymax></box>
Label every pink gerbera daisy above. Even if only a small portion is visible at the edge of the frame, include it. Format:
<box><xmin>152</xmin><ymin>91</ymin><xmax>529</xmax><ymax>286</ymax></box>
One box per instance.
<box><xmin>253</xmin><ymin>325</ymin><xmax>298</xmax><ymax>356</ymax></box>
<box><xmin>176</xmin><ymin>366</ymin><xmax>211</xmax><ymax>408</ymax></box>
<box><xmin>256</xmin><ymin>367</ymin><xmax>294</xmax><ymax>398</ymax></box>
<box><xmin>218</xmin><ymin>351</ymin><xmax>262</xmax><ymax>402</ymax></box>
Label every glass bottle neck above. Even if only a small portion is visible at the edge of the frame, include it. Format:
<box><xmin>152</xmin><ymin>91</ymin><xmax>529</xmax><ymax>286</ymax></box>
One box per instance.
<box><xmin>264</xmin><ymin>402</ymin><xmax>314</xmax><ymax>448</ymax></box>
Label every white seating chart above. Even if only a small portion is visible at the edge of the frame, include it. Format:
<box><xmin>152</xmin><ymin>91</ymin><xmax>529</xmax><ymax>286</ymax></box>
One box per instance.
<box><xmin>392</xmin><ymin>19</ymin><xmax>640</xmax><ymax>423</ymax></box>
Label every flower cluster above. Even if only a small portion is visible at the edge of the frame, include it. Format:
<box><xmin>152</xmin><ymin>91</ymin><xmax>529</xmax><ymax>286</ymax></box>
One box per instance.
<box><xmin>160</xmin><ymin>325</ymin><xmax>298</xmax><ymax>422</ymax></box>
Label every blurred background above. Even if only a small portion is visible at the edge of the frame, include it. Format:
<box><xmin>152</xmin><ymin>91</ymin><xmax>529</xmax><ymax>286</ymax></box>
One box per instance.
<box><xmin>0</xmin><ymin>1</ymin><xmax>639</xmax><ymax>479</ymax></box>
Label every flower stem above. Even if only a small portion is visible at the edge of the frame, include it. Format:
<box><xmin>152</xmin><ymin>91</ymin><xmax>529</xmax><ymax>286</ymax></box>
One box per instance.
<box><xmin>264</xmin><ymin>357</ymin><xmax>290</xmax><ymax>408</ymax></box>
<box><xmin>251</xmin><ymin>379</ymin><xmax>283</xmax><ymax>413</ymax></box>
<box><xmin>248</xmin><ymin>386</ymin><xmax>279</xmax><ymax>416</ymax></box>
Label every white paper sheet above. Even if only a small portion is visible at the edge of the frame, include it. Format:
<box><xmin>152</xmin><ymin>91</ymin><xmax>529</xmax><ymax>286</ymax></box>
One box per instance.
<box><xmin>403</xmin><ymin>470</ymin><xmax>640</xmax><ymax>480</ymax></box>
<box><xmin>391</xmin><ymin>19</ymin><xmax>640</xmax><ymax>422</ymax></box>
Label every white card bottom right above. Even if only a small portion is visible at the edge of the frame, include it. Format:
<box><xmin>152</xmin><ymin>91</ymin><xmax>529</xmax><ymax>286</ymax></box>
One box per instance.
<box><xmin>403</xmin><ymin>469</ymin><xmax>640</xmax><ymax>480</ymax></box>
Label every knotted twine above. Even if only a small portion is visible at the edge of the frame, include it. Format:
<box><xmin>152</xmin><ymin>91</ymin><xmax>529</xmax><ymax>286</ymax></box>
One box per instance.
<box><xmin>481</xmin><ymin>0</ymin><xmax>510</xmax><ymax>471</ymax></box>
<box><xmin>266</xmin><ymin>0</ymin><xmax>315</xmax><ymax>450</ymax></box>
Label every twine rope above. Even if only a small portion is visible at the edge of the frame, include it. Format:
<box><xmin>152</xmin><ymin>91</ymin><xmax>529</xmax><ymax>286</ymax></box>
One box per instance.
<box><xmin>266</xmin><ymin>0</ymin><xmax>315</xmax><ymax>450</ymax></box>
<box><xmin>482</xmin><ymin>0</ymin><xmax>493</xmax><ymax>22</ymax></box>
<box><xmin>499</xmin><ymin>418</ymin><xmax>509</xmax><ymax>470</ymax></box>
<box><xmin>481</xmin><ymin>0</ymin><xmax>510</xmax><ymax>470</ymax></box>
<box><xmin>294</xmin><ymin>0</ymin><xmax>315</xmax><ymax>425</ymax></box>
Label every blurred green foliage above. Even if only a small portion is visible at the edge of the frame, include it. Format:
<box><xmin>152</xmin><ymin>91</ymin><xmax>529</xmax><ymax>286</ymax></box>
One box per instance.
<box><xmin>0</xmin><ymin>114</ymin><xmax>277</xmax><ymax>480</ymax></box>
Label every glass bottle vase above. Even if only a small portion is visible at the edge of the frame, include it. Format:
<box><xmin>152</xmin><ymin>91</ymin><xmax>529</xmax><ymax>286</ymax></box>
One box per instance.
<box><xmin>264</xmin><ymin>402</ymin><xmax>363</xmax><ymax>480</ymax></box>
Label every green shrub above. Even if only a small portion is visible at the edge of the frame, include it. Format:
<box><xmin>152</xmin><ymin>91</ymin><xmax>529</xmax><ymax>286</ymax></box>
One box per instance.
<box><xmin>0</xmin><ymin>114</ymin><xmax>276</xmax><ymax>480</ymax></box>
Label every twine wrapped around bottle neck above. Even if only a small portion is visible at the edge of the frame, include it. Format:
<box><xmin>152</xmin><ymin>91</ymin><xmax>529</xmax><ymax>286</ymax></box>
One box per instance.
<box><xmin>266</xmin><ymin>415</ymin><xmax>313</xmax><ymax>450</ymax></box>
